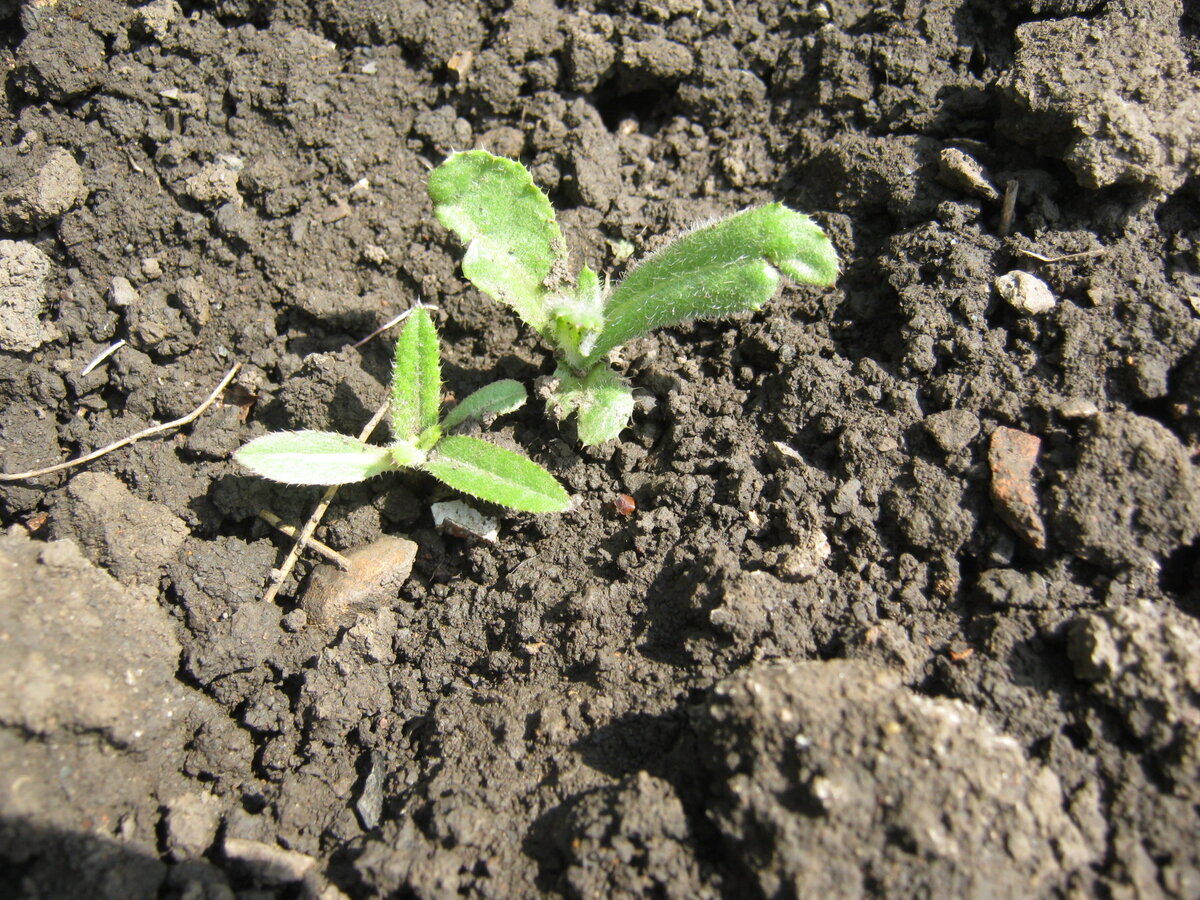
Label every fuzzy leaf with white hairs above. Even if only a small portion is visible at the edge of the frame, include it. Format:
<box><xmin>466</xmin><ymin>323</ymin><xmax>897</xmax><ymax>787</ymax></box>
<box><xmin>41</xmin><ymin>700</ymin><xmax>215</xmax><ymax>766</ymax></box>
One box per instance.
<box><xmin>429</xmin><ymin>150</ymin><xmax>565</xmax><ymax>335</ymax></box>
<box><xmin>586</xmin><ymin>204</ymin><xmax>839</xmax><ymax>361</ymax></box>
<box><xmin>234</xmin><ymin>431</ymin><xmax>393</xmax><ymax>485</ymax></box>
<box><xmin>442</xmin><ymin>379</ymin><xmax>527</xmax><ymax>431</ymax></box>
<box><xmin>422</xmin><ymin>435</ymin><xmax>570</xmax><ymax>513</ymax></box>
<box><xmin>549</xmin><ymin>365</ymin><xmax>634</xmax><ymax>447</ymax></box>
<box><xmin>391</xmin><ymin>307</ymin><xmax>442</xmax><ymax>439</ymax></box>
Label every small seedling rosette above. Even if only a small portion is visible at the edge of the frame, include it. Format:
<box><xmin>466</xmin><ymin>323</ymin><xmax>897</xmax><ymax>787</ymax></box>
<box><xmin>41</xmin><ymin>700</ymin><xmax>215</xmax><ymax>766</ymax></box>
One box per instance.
<box><xmin>234</xmin><ymin>308</ymin><xmax>570</xmax><ymax>514</ymax></box>
<box><xmin>429</xmin><ymin>149</ymin><xmax>839</xmax><ymax>444</ymax></box>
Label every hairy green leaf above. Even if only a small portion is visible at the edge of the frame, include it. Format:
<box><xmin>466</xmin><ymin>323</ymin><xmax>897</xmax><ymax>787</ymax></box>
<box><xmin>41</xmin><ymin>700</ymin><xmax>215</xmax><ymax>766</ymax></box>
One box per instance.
<box><xmin>588</xmin><ymin>204</ymin><xmax>839</xmax><ymax>361</ymax></box>
<box><xmin>390</xmin><ymin>440</ymin><xmax>427</xmax><ymax>468</ymax></box>
<box><xmin>429</xmin><ymin>150</ymin><xmax>566</xmax><ymax>335</ymax></box>
<box><xmin>392</xmin><ymin>307</ymin><xmax>442</xmax><ymax>439</ymax></box>
<box><xmin>550</xmin><ymin>365</ymin><xmax>635</xmax><ymax>446</ymax></box>
<box><xmin>423</xmin><ymin>434</ymin><xmax>571</xmax><ymax>513</ymax></box>
<box><xmin>550</xmin><ymin>265</ymin><xmax>605</xmax><ymax>365</ymax></box>
<box><xmin>441</xmin><ymin>379</ymin><xmax>527</xmax><ymax>431</ymax></box>
<box><xmin>234</xmin><ymin>431</ymin><xmax>394</xmax><ymax>485</ymax></box>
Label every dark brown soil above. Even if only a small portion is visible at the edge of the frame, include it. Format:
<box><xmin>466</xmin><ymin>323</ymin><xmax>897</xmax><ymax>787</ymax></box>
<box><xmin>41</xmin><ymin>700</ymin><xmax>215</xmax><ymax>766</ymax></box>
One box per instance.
<box><xmin>2</xmin><ymin>1</ymin><xmax>1199</xmax><ymax>897</ymax></box>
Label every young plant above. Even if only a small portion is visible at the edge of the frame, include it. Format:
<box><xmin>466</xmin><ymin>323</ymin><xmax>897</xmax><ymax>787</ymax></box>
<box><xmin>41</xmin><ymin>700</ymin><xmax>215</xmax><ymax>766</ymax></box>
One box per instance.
<box><xmin>234</xmin><ymin>308</ymin><xmax>571</xmax><ymax>513</ymax></box>
<box><xmin>428</xmin><ymin>149</ymin><xmax>840</xmax><ymax>445</ymax></box>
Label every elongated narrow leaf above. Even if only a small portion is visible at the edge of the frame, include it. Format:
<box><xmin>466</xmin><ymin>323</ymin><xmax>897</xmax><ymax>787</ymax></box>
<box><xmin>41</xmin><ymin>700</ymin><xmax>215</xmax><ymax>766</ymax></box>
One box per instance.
<box><xmin>549</xmin><ymin>365</ymin><xmax>634</xmax><ymax>446</ymax></box>
<box><xmin>234</xmin><ymin>431</ymin><xmax>394</xmax><ymax>485</ymax></box>
<box><xmin>423</xmin><ymin>435</ymin><xmax>570</xmax><ymax>513</ymax></box>
<box><xmin>587</xmin><ymin>204</ymin><xmax>839</xmax><ymax>361</ymax></box>
<box><xmin>428</xmin><ymin>150</ymin><xmax>565</xmax><ymax>334</ymax></box>
<box><xmin>392</xmin><ymin>307</ymin><xmax>441</xmax><ymax>439</ymax></box>
<box><xmin>441</xmin><ymin>379</ymin><xmax>527</xmax><ymax>431</ymax></box>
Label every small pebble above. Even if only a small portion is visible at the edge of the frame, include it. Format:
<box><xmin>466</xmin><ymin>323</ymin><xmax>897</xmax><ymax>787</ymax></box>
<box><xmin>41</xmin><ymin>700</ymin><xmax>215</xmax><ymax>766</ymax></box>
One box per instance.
<box><xmin>108</xmin><ymin>276</ymin><xmax>140</xmax><ymax>308</ymax></box>
<box><xmin>431</xmin><ymin>500</ymin><xmax>499</xmax><ymax>543</ymax></box>
<box><xmin>1059</xmin><ymin>398</ymin><xmax>1100</xmax><ymax>419</ymax></box>
<box><xmin>995</xmin><ymin>271</ymin><xmax>1056</xmax><ymax>314</ymax></box>
<box><xmin>938</xmin><ymin>148</ymin><xmax>999</xmax><ymax>200</ymax></box>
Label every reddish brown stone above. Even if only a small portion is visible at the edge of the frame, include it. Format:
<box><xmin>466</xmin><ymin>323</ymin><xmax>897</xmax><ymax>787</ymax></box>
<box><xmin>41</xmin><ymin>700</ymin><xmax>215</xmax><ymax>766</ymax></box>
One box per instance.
<box><xmin>988</xmin><ymin>427</ymin><xmax>1047</xmax><ymax>550</ymax></box>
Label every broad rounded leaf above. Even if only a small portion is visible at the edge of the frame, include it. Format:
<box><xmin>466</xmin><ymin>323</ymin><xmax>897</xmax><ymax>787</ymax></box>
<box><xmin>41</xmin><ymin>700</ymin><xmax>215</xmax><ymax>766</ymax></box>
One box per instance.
<box><xmin>588</xmin><ymin>204</ymin><xmax>839</xmax><ymax>361</ymax></box>
<box><xmin>234</xmin><ymin>431</ymin><xmax>394</xmax><ymax>485</ymax></box>
<box><xmin>428</xmin><ymin>150</ymin><xmax>565</xmax><ymax>334</ymax></box>
<box><xmin>423</xmin><ymin>435</ymin><xmax>570</xmax><ymax>513</ymax></box>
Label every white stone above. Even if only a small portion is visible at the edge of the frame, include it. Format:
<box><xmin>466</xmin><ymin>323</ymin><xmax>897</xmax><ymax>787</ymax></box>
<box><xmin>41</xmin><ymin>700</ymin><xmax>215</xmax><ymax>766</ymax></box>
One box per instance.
<box><xmin>995</xmin><ymin>271</ymin><xmax>1056</xmax><ymax>314</ymax></box>
<box><xmin>431</xmin><ymin>500</ymin><xmax>499</xmax><ymax>543</ymax></box>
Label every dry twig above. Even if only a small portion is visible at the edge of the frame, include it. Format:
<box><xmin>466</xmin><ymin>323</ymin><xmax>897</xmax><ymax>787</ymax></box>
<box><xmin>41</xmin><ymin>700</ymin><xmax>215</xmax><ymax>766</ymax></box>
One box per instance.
<box><xmin>0</xmin><ymin>364</ymin><xmax>241</xmax><ymax>482</ymax></box>
<box><xmin>1015</xmin><ymin>246</ymin><xmax>1106</xmax><ymax>264</ymax></box>
<box><xmin>351</xmin><ymin>303</ymin><xmax>436</xmax><ymax>348</ymax></box>
<box><xmin>998</xmin><ymin>179</ymin><xmax>1019</xmax><ymax>237</ymax></box>
<box><xmin>257</xmin><ymin>509</ymin><xmax>351</xmax><ymax>570</ymax></box>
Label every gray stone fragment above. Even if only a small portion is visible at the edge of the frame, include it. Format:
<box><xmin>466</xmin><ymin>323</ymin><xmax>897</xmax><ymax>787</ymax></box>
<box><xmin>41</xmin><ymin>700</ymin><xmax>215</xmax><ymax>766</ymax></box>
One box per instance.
<box><xmin>996</xmin><ymin>271</ymin><xmax>1056</xmax><ymax>314</ymax></box>
<box><xmin>0</xmin><ymin>240</ymin><xmax>58</xmax><ymax>351</ymax></box>
<box><xmin>108</xmin><ymin>275</ymin><xmax>140</xmax><ymax>308</ymax></box>
<box><xmin>355</xmin><ymin>751</ymin><xmax>385</xmax><ymax>830</ymax></box>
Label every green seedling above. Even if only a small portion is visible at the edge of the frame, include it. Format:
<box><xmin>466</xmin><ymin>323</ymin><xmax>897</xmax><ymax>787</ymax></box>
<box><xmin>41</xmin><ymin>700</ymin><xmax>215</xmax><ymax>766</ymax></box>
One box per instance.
<box><xmin>428</xmin><ymin>149</ymin><xmax>840</xmax><ymax>445</ymax></box>
<box><xmin>234</xmin><ymin>308</ymin><xmax>571</xmax><ymax>513</ymax></box>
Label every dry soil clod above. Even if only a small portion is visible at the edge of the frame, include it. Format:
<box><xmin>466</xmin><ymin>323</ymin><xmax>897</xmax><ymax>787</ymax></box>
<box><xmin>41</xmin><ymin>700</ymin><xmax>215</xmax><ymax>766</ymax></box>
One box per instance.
<box><xmin>300</xmin><ymin>535</ymin><xmax>417</xmax><ymax>628</ymax></box>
